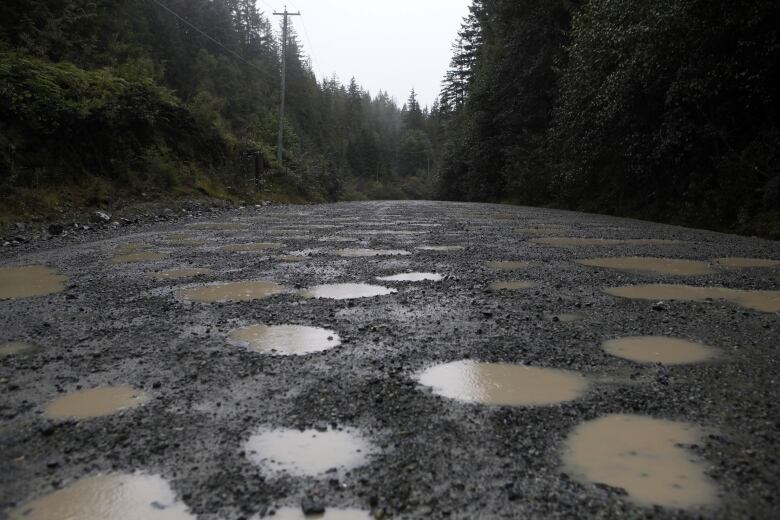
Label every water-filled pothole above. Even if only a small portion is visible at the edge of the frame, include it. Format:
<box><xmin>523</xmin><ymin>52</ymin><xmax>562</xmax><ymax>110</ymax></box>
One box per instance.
<box><xmin>334</xmin><ymin>249</ymin><xmax>410</xmax><ymax>257</ymax></box>
<box><xmin>563</xmin><ymin>414</ymin><xmax>717</xmax><ymax>508</ymax></box>
<box><xmin>112</xmin><ymin>252</ymin><xmax>167</xmax><ymax>264</ymax></box>
<box><xmin>167</xmin><ymin>239</ymin><xmax>207</xmax><ymax>247</ymax></box>
<box><xmin>602</xmin><ymin>336</ymin><xmax>717</xmax><ymax>364</ymax></box>
<box><xmin>377</xmin><ymin>272</ymin><xmax>443</xmax><ymax>282</ymax></box>
<box><xmin>263</xmin><ymin>507</ymin><xmax>370</xmax><ymax>520</ymax></box>
<box><xmin>0</xmin><ymin>341</ymin><xmax>39</xmax><ymax>357</ymax></box>
<box><xmin>8</xmin><ymin>473</ymin><xmax>194</xmax><ymax>520</ymax></box>
<box><xmin>605</xmin><ymin>284</ymin><xmax>780</xmax><ymax>312</ymax></box>
<box><xmin>229</xmin><ymin>325</ymin><xmax>341</xmax><ymax>355</ymax></box>
<box><xmin>0</xmin><ymin>265</ymin><xmax>67</xmax><ymax>299</ymax></box>
<box><xmin>549</xmin><ymin>313</ymin><xmax>585</xmax><ymax>322</ymax></box>
<box><xmin>177</xmin><ymin>281</ymin><xmax>284</xmax><ymax>302</ymax></box>
<box><xmin>531</xmin><ymin>238</ymin><xmax>681</xmax><ymax>246</ymax></box>
<box><xmin>153</xmin><ymin>268</ymin><xmax>211</xmax><ymax>280</ymax></box>
<box><xmin>715</xmin><ymin>257</ymin><xmax>780</xmax><ymax>269</ymax></box>
<box><xmin>277</xmin><ymin>255</ymin><xmax>308</xmax><ymax>262</ymax></box>
<box><xmin>416</xmin><ymin>245</ymin><xmax>464</xmax><ymax>252</ymax></box>
<box><xmin>221</xmin><ymin>243</ymin><xmax>283</xmax><ymax>252</ymax></box>
<box><xmin>244</xmin><ymin>427</ymin><xmax>375</xmax><ymax>477</ymax></box>
<box><xmin>300</xmin><ymin>284</ymin><xmax>396</xmax><ymax>300</ymax></box>
<box><xmin>576</xmin><ymin>257</ymin><xmax>713</xmax><ymax>276</ymax></box>
<box><xmin>489</xmin><ymin>281</ymin><xmax>537</xmax><ymax>290</ymax></box>
<box><xmin>485</xmin><ymin>261</ymin><xmax>532</xmax><ymax>270</ymax></box>
<box><xmin>417</xmin><ymin>361</ymin><xmax>588</xmax><ymax>406</ymax></box>
<box><xmin>45</xmin><ymin>386</ymin><xmax>150</xmax><ymax>419</ymax></box>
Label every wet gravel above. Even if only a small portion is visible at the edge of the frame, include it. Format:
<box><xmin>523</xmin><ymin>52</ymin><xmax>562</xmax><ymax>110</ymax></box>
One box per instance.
<box><xmin>1</xmin><ymin>200</ymin><xmax>779</xmax><ymax>519</ymax></box>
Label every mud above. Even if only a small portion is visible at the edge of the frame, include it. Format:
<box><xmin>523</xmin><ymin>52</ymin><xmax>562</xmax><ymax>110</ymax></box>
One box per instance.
<box><xmin>563</xmin><ymin>414</ymin><xmax>718</xmax><ymax>509</ymax></box>
<box><xmin>45</xmin><ymin>386</ymin><xmax>150</xmax><ymax>419</ymax></box>
<box><xmin>576</xmin><ymin>257</ymin><xmax>714</xmax><ymax>276</ymax></box>
<box><xmin>0</xmin><ymin>265</ymin><xmax>67</xmax><ymax>299</ymax></box>
<box><xmin>602</xmin><ymin>336</ymin><xmax>718</xmax><ymax>364</ymax></box>
<box><xmin>605</xmin><ymin>284</ymin><xmax>780</xmax><ymax>312</ymax></box>
<box><xmin>228</xmin><ymin>325</ymin><xmax>341</xmax><ymax>355</ymax></box>
<box><xmin>153</xmin><ymin>268</ymin><xmax>211</xmax><ymax>280</ymax></box>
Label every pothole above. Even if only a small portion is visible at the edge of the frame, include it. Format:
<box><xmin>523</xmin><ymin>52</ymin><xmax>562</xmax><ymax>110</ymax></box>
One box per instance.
<box><xmin>576</xmin><ymin>257</ymin><xmax>714</xmax><ymax>275</ymax></box>
<box><xmin>531</xmin><ymin>238</ymin><xmax>681</xmax><ymax>246</ymax></box>
<box><xmin>0</xmin><ymin>341</ymin><xmax>40</xmax><ymax>357</ymax></box>
<box><xmin>549</xmin><ymin>313</ymin><xmax>585</xmax><ymax>322</ymax></box>
<box><xmin>489</xmin><ymin>281</ymin><xmax>537</xmax><ymax>290</ymax></box>
<box><xmin>45</xmin><ymin>386</ymin><xmax>150</xmax><ymax>419</ymax></box>
<box><xmin>221</xmin><ymin>243</ymin><xmax>283</xmax><ymax>252</ymax></box>
<box><xmin>485</xmin><ymin>261</ymin><xmax>533</xmax><ymax>270</ymax></box>
<box><xmin>605</xmin><ymin>284</ymin><xmax>780</xmax><ymax>312</ymax></box>
<box><xmin>112</xmin><ymin>252</ymin><xmax>167</xmax><ymax>264</ymax></box>
<box><xmin>177</xmin><ymin>281</ymin><xmax>284</xmax><ymax>302</ymax></box>
<box><xmin>167</xmin><ymin>239</ymin><xmax>208</xmax><ymax>247</ymax></box>
<box><xmin>715</xmin><ymin>257</ymin><xmax>780</xmax><ymax>269</ymax></box>
<box><xmin>333</xmin><ymin>249</ymin><xmax>410</xmax><ymax>257</ymax></box>
<box><xmin>262</xmin><ymin>507</ymin><xmax>370</xmax><ymax>520</ymax></box>
<box><xmin>300</xmin><ymin>284</ymin><xmax>396</xmax><ymax>300</ymax></box>
<box><xmin>377</xmin><ymin>272</ymin><xmax>443</xmax><ymax>282</ymax></box>
<box><xmin>0</xmin><ymin>266</ymin><xmax>68</xmax><ymax>299</ymax></box>
<box><xmin>602</xmin><ymin>336</ymin><xmax>718</xmax><ymax>364</ymax></box>
<box><xmin>416</xmin><ymin>245</ymin><xmax>464</xmax><ymax>252</ymax></box>
<box><xmin>8</xmin><ymin>473</ymin><xmax>194</xmax><ymax>520</ymax></box>
<box><xmin>152</xmin><ymin>268</ymin><xmax>211</xmax><ymax>280</ymax></box>
<box><xmin>229</xmin><ymin>325</ymin><xmax>341</xmax><ymax>355</ymax></box>
<box><xmin>277</xmin><ymin>255</ymin><xmax>308</xmax><ymax>262</ymax></box>
<box><xmin>416</xmin><ymin>361</ymin><xmax>588</xmax><ymax>406</ymax></box>
<box><xmin>562</xmin><ymin>414</ymin><xmax>717</xmax><ymax>508</ymax></box>
<box><xmin>244</xmin><ymin>427</ymin><xmax>376</xmax><ymax>477</ymax></box>
<box><xmin>114</xmin><ymin>244</ymin><xmax>150</xmax><ymax>254</ymax></box>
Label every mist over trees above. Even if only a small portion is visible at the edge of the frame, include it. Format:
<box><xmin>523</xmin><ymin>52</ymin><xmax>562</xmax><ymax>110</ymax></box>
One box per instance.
<box><xmin>0</xmin><ymin>0</ymin><xmax>436</xmax><ymax>207</ymax></box>
<box><xmin>436</xmin><ymin>0</ymin><xmax>780</xmax><ymax>236</ymax></box>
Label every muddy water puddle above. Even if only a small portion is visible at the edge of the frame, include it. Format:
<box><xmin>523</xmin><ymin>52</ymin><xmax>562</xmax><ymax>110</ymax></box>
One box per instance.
<box><xmin>166</xmin><ymin>239</ymin><xmax>208</xmax><ymax>247</ymax></box>
<box><xmin>603</xmin><ymin>336</ymin><xmax>717</xmax><ymax>365</ymax></box>
<box><xmin>0</xmin><ymin>265</ymin><xmax>68</xmax><ymax>299</ymax></box>
<box><xmin>485</xmin><ymin>261</ymin><xmax>533</xmax><ymax>270</ymax></box>
<box><xmin>563</xmin><ymin>414</ymin><xmax>717</xmax><ymax>508</ymax></box>
<box><xmin>0</xmin><ymin>341</ymin><xmax>39</xmax><ymax>357</ymax></box>
<box><xmin>221</xmin><ymin>242</ymin><xmax>282</xmax><ymax>252</ymax></box>
<box><xmin>112</xmin><ymin>252</ymin><xmax>167</xmax><ymax>264</ymax></box>
<box><xmin>334</xmin><ymin>248</ymin><xmax>410</xmax><ymax>257</ymax></box>
<box><xmin>417</xmin><ymin>361</ymin><xmax>588</xmax><ymax>406</ymax></box>
<box><xmin>45</xmin><ymin>386</ymin><xmax>150</xmax><ymax>419</ymax></box>
<box><xmin>416</xmin><ymin>245</ymin><xmax>464</xmax><ymax>252</ymax></box>
<box><xmin>9</xmin><ymin>473</ymin><xmax>194</xmax><ymax>520</ymax></box>
<box><xmin>263</xmin><ymin>507</ymin><xmax>370</xmax><ymax>520</ymax></box>
<box><xmin>532</xmin><ymin>238</ymin><xmax>681</xmax><ymax>246</ymax></box>
<box><xmin>606</xmin><ymin>284</ymin><xmax>780</xmax><ymax>312</ymax></box>
<box><xmin>244</xmin><ymin>427</ymin><xmax>375</xmax><ymax>477</ymax></box>
<box><xmin>577</xmin><ymin>257</ymin><xmax>713</xmax><ymax>276</ymax></box>
<box><xmin>377</xmin><ymin>272</ymin><xmax>443</xmax><ymax>282</ymax></box>
<box><xmin>229</xmin><ymin>325</ymin><xmax>340</xmax><ymax>355</ymax></box>
<box><xmin>549</xmin><ymin>313</ymin><xmax>586</xmax><ymax>322</ymax></box>
<box><xmin>300</xmin><ymin>284</ymin><xmax>396</xmax><ymax>300</ymax></box>
<box><xmin>489</xmin><ymin>281</ymin><xmax>537</xmax><ymax>290</ymax></box>
<box><xmin>715</xmin><ymin>257</ymin><xmax>780</xmax><ymax>269</ymax></box>
<box><xmin>152</xmin><ymin>268</ymin><xmax>211</xmax><ymax>280</ymax></box>
<box><xmin>177</xmin><ymin>281</ymin><xmax>284</xmax><ymax>302</ymax></box>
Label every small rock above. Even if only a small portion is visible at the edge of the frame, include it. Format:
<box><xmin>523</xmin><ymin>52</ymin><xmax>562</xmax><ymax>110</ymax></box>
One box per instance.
<box><xmin>301</xmin><ymin>497</ymin><xmax>325</xmax><ymax>516</ymax></box>
<box><xmin>90</xmin><ymin>211</ymin><xmax>111</xmax><ymax>223</ymax></box>
<box><xmin>651</xmin><ymin>301</ymin><xmax>667</xmax><ymax>311</ymax></box>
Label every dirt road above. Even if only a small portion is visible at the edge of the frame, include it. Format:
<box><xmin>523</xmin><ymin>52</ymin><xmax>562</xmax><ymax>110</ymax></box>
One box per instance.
<box><xmin>1</xmin><ymin>201</ymin><xmax>779</xmax><ymax>519</ymax></box>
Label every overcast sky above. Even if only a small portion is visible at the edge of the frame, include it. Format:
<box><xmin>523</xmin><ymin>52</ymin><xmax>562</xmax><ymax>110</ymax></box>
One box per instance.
<box><xmin>258</xmin><ymin>0</ymin><xmax>472</xmax><ymax>108</ymax></box>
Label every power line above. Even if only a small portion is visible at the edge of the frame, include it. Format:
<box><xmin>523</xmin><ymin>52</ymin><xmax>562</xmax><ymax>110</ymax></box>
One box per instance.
<box><xmin>273</xmin><ymin>6</ymin><xmax>301</xmax><ymax>164</ymax></box>
<box><xmin>147</xmin><ymin>0</ymin><xmax>275</xmax><ymax>81</ymax></box>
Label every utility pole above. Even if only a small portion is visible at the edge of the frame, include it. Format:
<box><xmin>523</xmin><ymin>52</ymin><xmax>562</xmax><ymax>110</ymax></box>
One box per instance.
<box><xmin>273</xmin><ymin>6</ymin><xmax>300</xmax><ymax>165</ymax></box>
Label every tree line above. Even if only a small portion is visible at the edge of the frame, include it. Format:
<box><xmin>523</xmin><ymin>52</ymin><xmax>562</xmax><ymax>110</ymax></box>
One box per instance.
<box><xmin>435</xmin><ymin>0</ymin><xmax>780</xmax><ymax>237</ymax></box>
<box><xmin>0</xmin><ymin>0</ymin><xmax>439</xmax><ymax>207</ymax></box>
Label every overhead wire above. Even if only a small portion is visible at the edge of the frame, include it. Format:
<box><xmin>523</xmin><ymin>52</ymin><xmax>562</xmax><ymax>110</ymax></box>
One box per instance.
<box><xmin>147</xmin><ymin>0</ymin><xmax>276</xmax><ymax>80</ymax></box>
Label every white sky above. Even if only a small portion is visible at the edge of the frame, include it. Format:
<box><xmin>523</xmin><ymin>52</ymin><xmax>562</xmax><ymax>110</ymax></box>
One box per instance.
<box><xmin>258</xmin><ymin>0</ymin><xmax>472</xmax><ymax>108</ymax></box>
